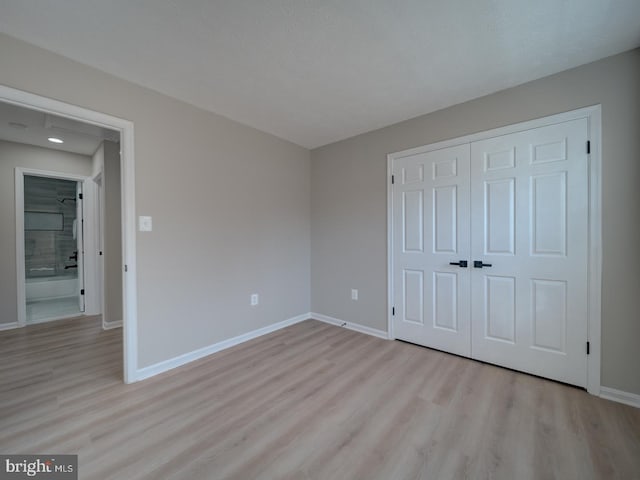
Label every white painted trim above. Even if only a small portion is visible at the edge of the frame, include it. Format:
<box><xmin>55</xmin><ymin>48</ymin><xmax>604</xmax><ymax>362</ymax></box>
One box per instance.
<box><xmin>1</xmin><ymin>84</ymin><xmax>138</xmax><ymax>384</ymax></box>
<box><xmin>586</xmin><ymin>108</ymin><xmax>602</xmax><ymax>396</ymax></box>
<box><xmin>15</xmin><ymin>167</ymin><xmax>89</xmax><ymax>328</ymax></box>
<box><xmin>386</xmin><ymin>158</ymin><xmax>395</xmax><ymax>341</ymax></box>
<box><xmin>311</xmin><ymin>312</ymin><xmax>389</xmax><ymax>340</ymax></box>
<box><xmin>136</xmin><ymin>313</ymin><xmax>310</xmax><ymax>381</ymax></box>
<box><xmin>0</xmin><ymin>322</ymin><xmax>19</xmax><ymax>331</ymax></box>
<box><xmin>387</xmin><ymin>105</ymin><xmax>602</xmax><ymax>394</ymax></box>
<box><xmin>103</xmin><ymin>320</ymin><xmax>123</xmax><ymax>330</ymax></box>
<box><xmin>120</xmin><ymin>120</ymin><xmax>138</xmax><ymax>384</ymax></box>
<box><xmin>600</xmin><ymin>387</ymin><xmax>640</xmax><ymax>409</ymax></box>
<box><xmin>14</xmin><ymin>168</ymin><xmax>26</xmax><ymax>328</ymax></box>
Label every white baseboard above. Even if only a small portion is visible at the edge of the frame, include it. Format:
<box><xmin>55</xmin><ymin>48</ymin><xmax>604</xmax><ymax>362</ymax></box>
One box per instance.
<box><xmin>310</xmin><ymin>312</ymin><xmax>389</xmax><ymax>340</ymax></box>
<box><xmin>103</xmin><ymin>320</ymin><xmax>123</xmax><ymax>330</ymax></box>
<box><xmin>0</xmin><ymin>322</ymin><xmax>19</xmax><ymax>331</ymax></box>
<box><xmin>600</xmin><ymin>386</ymin><xmax>640</xmax><ymax>409</ymax></box>
<box><xmin>135</xmin><ymin>313</ymin><xmax>310</xmax><ymax>382</ymax></box>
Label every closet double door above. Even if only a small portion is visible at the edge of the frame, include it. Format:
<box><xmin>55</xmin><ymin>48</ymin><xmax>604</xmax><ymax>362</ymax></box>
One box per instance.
<box><xmin>392</xmin><ymin>118</ymin><xmax>589</xmax><ymax>387</ymax></box>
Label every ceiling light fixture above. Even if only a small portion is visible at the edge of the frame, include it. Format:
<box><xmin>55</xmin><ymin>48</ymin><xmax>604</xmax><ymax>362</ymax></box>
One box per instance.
<box><xmin>48</xmin><ymin>137</ymin><xmax>64</xmax><ymax>144</ymax></box>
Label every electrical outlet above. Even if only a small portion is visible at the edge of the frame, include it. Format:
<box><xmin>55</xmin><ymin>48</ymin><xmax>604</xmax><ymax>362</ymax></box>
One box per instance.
<box><xmin>351</xmin><ymin>289</ymin><xmax>358</xmax><ymax>301</ymax></box>
<box><xmin>251</xmin><ymin>294</ymin><xmax>259</xmax><ymax>306</ymax></box>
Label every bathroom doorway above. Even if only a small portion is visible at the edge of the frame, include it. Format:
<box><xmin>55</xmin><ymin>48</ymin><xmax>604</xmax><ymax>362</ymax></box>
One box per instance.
<box><xmin>10</xmin><ymin>118</ymin><xmax>112</xmax><ymax>329</ymax></box>
<box><xmin>21</xmin><ymin>173</ymin><xmax>86</xmax><ymax>324</ymax></box>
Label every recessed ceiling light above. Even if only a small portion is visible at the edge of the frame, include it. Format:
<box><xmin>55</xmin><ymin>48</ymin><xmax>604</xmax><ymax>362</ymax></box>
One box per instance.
<box><xmin>48</xmin><ymin>137</ymin><xmax>64</xmax><ymax>144</ymax></box>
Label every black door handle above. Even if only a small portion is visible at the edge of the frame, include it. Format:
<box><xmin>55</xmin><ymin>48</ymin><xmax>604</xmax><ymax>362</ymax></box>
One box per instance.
<box><xmin>449</xmin><ymin>260</ymin><xmax>468</xmax><ymax>268</ymax></box>
<box><xmin>474</xmin><ymin>260</ymin><xmax>492</xmax><ymax>268</ymax></box>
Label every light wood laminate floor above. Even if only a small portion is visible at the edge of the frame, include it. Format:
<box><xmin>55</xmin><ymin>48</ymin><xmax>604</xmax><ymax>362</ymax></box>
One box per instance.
<box><xmin>1</xmin><ymin>316</ymin><xmax>639</xmax><ymax>479</ymax></box>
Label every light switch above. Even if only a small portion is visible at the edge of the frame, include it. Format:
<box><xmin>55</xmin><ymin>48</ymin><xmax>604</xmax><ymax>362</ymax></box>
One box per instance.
<box><xmin>139</xmin><ymin>216</ymin><xmax>152</xmax><ymax>232</ymax></box>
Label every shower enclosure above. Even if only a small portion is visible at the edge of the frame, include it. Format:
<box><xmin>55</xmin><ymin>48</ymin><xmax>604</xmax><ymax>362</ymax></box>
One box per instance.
<box><xmin>23</xmin><ymin>175</ymin><xmax>84</xmax><ymax>323</ymax></box>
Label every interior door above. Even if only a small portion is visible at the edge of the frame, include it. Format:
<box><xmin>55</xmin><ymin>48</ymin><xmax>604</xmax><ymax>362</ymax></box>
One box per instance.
<box><xmin>76</xmin><ymin>181</ymin><xmax>85</xmax><ymax>312</ymax></box>
<box><xmin>392</xmin><ymin>144</ymin><xmax>471</xmax><ymax>356</ymax></box>
<box><xmin>469</xmin><ymin>119</ymin><xmax>589</xmax><ymax>386</ymax></box>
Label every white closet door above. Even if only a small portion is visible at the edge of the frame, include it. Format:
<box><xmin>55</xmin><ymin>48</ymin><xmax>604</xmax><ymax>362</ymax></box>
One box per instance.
<box><xmin>393</xmin><ymin>144</ymin><xmax>471</xmax><ymax>356</ymax></box>
<box><xmin>469</xmin><ymin>118</ymin><xmax>589</xmax><ymax>386</ymax></box>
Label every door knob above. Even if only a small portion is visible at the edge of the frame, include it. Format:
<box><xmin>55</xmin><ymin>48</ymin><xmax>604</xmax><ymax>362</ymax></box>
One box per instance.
<box><xmin>449</xmin><ymin>260</ymin><xmax>468</xmax><ymax>268</ymax></box>
<box><xmin>473</xmin><ymin>260</ymin><xmax>492</xmax><ymax>268</ymax></box>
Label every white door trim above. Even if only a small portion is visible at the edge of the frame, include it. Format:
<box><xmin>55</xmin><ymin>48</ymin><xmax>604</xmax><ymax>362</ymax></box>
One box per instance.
<box><xmin>2</xmin><ymin>84</ymin><xmax>138</xmax><ymax>384</ymax></box>
<box><xmin>387</xmin><ymin>105</ymin><xmax>602</xmax><ymax>395</ymax></box>
<box><xmin>15</xmin><ymin>168</ymin><xmax>90</xmax><ymax>327</ymax></box>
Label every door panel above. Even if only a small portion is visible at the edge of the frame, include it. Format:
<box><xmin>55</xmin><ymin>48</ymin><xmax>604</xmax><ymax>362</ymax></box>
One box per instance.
<box><xmin>393</xmin><ymin>144</ymin><xmax>471</xmax><ymax>356</ymax></box>
<box><xmin>433</xmin><ymin>272</ymin><xmax>458</xmax><ymax>331</ymax></box>
<box><xmin>530</xmin><ymin>172</ymin><xmax>566</xmax><ymax>256</ymax></box>
<box><xmin>433</xmin><ymin>185</ymin><xmax>457</xmax><ymax>253</ymax></box>
<box><xmin>484</xmin><ymin>178</ymin><xmax>515</xmax><ymax>255</ymax></box>
<box><xmin>403</xmin><ymin>269</ymin><xmax>424</xmax><ymax>324</ymax></box>
<box><xmin>484</xmin><ymin>275</ymin><xmax>516</xmax><ymax>343</ymax></box>
<box><xmin>403</xmin><ymin>190</ymin><xmax>424</xmax><ymax>252</ymax></box>
<box><xmin>531</xmin><ymin>279</ymin><xmax>567</xmax><ymax>352</ymax></box>
<box><xmin>470</xmin><ymin>118</ymin><xmax>588</xmax><ymax>386</ymax></box>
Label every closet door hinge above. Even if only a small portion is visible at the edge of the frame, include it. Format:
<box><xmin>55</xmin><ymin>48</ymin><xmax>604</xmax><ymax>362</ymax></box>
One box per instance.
<box><xmin>391</xmin><ymin>175</ymin><xmax>395</xmax><ymax>184</ymax></box>
<box><xmin>392</xmin><ymin>306</ymin><xmax>395</xmax><ymax>316</ymax></box>
<box><xmin>586</xmin><ymin>141</ymin><xmax>591</xmax><ymax>154</ymax></box>
<box><xmin>78</xmin><ymin>193</ymin><xmax>83</xmax><ymax>200</ymax></box>
<box><xmin>586</xmin><ymin>341</ymin><xmax>590</xmax><ymax>355</ymax></box>
<box><xmin>80</xmin><ymin>289</ymin><xmax>85</xmax><ymax>295</ymax></box>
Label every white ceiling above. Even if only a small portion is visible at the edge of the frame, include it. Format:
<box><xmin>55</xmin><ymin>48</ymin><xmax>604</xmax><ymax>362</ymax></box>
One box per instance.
<box><xmin>0</xmin><ymin>101</ymin><xmax>119</xmax><ymax>155</ymax></box>
<box><xmin>0</xmin><ymin>1</ymin><xmax>639</xmax><ymax>149</ymax></box>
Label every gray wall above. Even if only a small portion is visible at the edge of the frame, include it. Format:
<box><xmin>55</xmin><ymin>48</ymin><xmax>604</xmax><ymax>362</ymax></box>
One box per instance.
<box><xmin>311</xmin><ymin>49</ymin><xmax>640</xmax><ymax>395</ymax></box>
<box><xmin>103</xmin><ymin>140</ymin><xmax>122</xmax><ymax>325</ymax></box>
<box><xmin>0</xmin><ymin>33</ymin><xmax>311</xmax><ymax>368</ymax></box>
<box><xmin>0</xmin><ymin>140</ymin><xmax>92</xmax><ymax>323</ymax></box>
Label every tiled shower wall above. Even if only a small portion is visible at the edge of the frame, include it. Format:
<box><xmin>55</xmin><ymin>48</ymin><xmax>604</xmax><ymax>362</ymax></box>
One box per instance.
<box><xmin>24</xmin><ymin>175</ymin><xmax>78</xmax><ymax>279</ymax></box>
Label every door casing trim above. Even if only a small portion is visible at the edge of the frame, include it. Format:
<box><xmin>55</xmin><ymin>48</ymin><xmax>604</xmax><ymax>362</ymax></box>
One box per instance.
<box><xmin>16</xmin><ymin>168</ymin><xmax>92</xmax><ymax>325</ymax></box>
<box><xmin>2</xmin><ymin>84</ymin><xmax>138</xmax><ymax>384</ymax></box>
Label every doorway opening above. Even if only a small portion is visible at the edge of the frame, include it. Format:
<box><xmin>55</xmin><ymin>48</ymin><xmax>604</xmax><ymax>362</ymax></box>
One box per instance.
<box><xmin>22</xmin><ymin>174</ymin><xmax>85</xmax><ymax>324</ymax></box>
<box><xmin>0</xmin><ymin>84</ymin><xmax>138</xmax><ymax>383</ymax></box>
